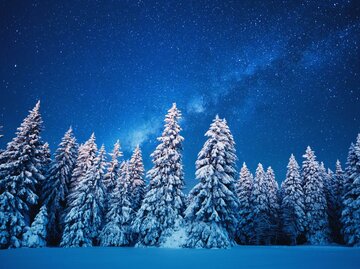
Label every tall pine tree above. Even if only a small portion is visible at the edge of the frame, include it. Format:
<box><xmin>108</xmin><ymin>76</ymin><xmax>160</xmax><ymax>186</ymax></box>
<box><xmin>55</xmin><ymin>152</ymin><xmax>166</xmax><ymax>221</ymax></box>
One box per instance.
<box><xmin>0</xmin><ymin>101</ymin><xmax>46</xmax><ymax>248</ymax></box>
<box><xmin>133</xmin><ymin>103</ymin><xmax>186</xmax><ymax>247</ymax></box>
<box><xmin>42</xmin><ymin>127</ymin><xmax>78</xmax><ymax>245</ymax></box>
<box><xmin>129</xmin><ymin>145</ymin><xmax>145</xmax><ymax>212</ymax></box>
<box><xmin>103</xmin><ymin>140</ymin><xmax>122</xmax><ymax>196</ymax></box>
<box><xmin>341</xmin><ymin>134</ymin><xmax>360</xmax><ymax>246</ymax></box>
<box><xmin>184</xmin><ymin>116</ymin><xmax>239</xmax><ymax>248</ymax></box>
<box><xmin>68</xmin><ymin>133</ymin><xmax>97</xmax><ymax>192</ymax></box>
<box><xmin>249</xmin><ymin>163</ymin><xmax>272</xmax><ymax>245</ymax></box>
<box><xmin>281</xmin><ymin>154</ymin><xmax>305</xmax><ymax>245</ymax></box>
<box><xmin>325</xmin><ymin>161</ymin><xmax>344</xmax><ymax>243</ymax></box>
<box><xmin>61</xmin><ymin>134</ymin><xmax>105</xmax><ymax>247</ymax></box>
<box><xmin>266</xmin><ymin>166</ymin><xmax>280</xmax><ymax>244</ymax></box>
<box><xmin>302</xmin><ymin>146</ymin><xmax>329</xmax><ymax>244</ymax></box>
<box><xmin>100</xmin><ymin>161</ymin><xmax>135</xmax><ymax>246</ymax></box>
<box><xmin>235</xmin><ymin>162</ymin><xmax>253</xmax><ymax>245</ymax></box>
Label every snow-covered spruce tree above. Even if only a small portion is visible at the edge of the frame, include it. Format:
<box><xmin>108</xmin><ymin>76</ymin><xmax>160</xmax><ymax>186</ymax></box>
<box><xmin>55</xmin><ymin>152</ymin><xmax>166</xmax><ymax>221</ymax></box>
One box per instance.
<box><xmin>324</xmin><ymin>161</ymin><xmax>344</xmax><ymax>243</ymax></box>
<box><xmin>103</xmin><ymin>140</ymin><xmax>122</xmax><ymax>196</ymax></box>
<box><xmin>129</xmin><ymin>145</ymin><xmax>145</xmax><ymax>212</ymax></box>
<box><xmin>22</xmin><ymin>205</ymin><xmax>48</xmax><ymax>248</ymax></box>
<box><xmin>341</xmin><ymin>134</ymin><xmax>360</xmax><ymax>246</ymax></box>
<box><xmin>0</xmin><ymin>101</ymin><xmax>46</xmax><ymax>248</ymax></box>
<box><xmin>60</xmin><ymin>135</ymin><xmax>106</xmax><ymax>247</ymax></box>
<box><xmin>40</xmin><ymin>142</ymin><xmax>51</xmax><ymax>178</ymax></box>
<box><xmin>235</xmin><ymin>162</ymin><xmax>253</xmax><ymax>245</ymax></box>
<box><xmin>281</xmin><ymin>154</ymin><xmax>305</xmax><ymax>245</ymax></box>
<box><xmin>133</xmin><ymin>103</ymin><xmax>186</xmax><ymax>247</ymax></box>
<box><xmin>42</xmin><ymin>127</ymin><xmax>78</xmax><ymax>245</ymax></box>
<box><xmin>302</xmin><ymin>146</ymin><xmax>329</xmax><ymax>245</ymax></box>
<box><xmin>68</xmin><ymin>133</ymin><xmax>98</xmax><ymax>192</ymax></box>
<box><xmin>249</xmin><ymin>163</ymin><xmax>272</xmax><ymax>245</ymax></box>
<box><xmin>266</xmin><ymin>166</ymin><xmax>280</xmax><ymax>244</ymax></box>
<box><xmin>184</xmin><ymin>115</ymin><xmax>239</xmax><ymax>249</ymax></box>
<box><xmin>100</xmin><ymin>161</ymin><xmax>135</xmax><ymax>246</ymax></box>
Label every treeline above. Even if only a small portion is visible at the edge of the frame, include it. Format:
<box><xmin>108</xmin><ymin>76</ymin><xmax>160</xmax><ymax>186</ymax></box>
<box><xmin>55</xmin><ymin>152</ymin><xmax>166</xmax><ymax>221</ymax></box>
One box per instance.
<box><xmin>0</xmin><ymin>101</ymin><xmax>359</xmax><ymax>249</ymax></box>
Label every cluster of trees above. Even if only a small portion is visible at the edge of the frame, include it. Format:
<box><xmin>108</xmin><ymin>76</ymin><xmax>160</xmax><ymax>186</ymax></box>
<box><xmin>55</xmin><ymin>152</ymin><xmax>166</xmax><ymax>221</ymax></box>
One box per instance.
<box><xmin>0</xmin><ymin>101</ymin><xmax>359</xmax><ymax>249</ymax></box>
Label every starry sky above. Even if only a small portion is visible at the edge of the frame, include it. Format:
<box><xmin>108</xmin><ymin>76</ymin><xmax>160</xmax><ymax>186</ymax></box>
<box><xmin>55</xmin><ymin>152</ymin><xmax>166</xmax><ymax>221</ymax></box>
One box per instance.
<box><xmin>1</xmin><ymin>0</ymin><xmax>359</xmax><ymax>189</ymax></box>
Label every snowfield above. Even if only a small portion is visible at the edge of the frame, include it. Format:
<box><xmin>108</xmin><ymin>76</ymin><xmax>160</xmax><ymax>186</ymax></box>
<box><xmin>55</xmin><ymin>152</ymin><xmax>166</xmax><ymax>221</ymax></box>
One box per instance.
<box><xmin>1</xmin><ymin>246</ymin><xmax>359</xmax><ymax>269</ymax></box>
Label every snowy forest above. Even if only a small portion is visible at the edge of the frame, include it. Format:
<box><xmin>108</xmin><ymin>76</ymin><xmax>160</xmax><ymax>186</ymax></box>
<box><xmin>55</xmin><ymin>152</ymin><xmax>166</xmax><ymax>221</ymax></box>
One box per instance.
<box><xmin>0</xmin><ymin>101</ymin><xmax>359</xmax><ymax>249</ymax></box>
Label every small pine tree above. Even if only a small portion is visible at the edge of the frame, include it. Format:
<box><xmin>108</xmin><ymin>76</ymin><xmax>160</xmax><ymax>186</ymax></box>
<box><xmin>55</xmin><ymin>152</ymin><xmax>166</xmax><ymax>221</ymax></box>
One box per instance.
<box><xmin>133</xmin><ymin>103</ymin><xmax>186</xmax><ymax>247</ymax></box>
<box><xmin>42</xmin><ymin>127</ymin><xmax>78</xmax><ymax>245</ymax></box>
<box><xmin>61</xmin><ymin>134</ymin><xmax>105</xmax><ymax>247</ymax></box>
<box><xmin>235</xmin><ymin>162</ymin><xmax>253</xmax><ymax>244</ymax></box>
<box><xmin>100</xmin><ymin>161</ymin><xmax>135</xmax><ymax>246</ymax></box>
<box><xmin>302</xmin><ymin>146</ymin><xmax>329</xmax><ymax>245</ymax></box>
<box><xmin>0</xmin><ymin>192</ymin><xmax>26</xmax><ymax>248</ymax></box>
<box><xmin>249</xmin><ymin>163</ymin><xmax>272</xmax><ymax>245</ymax></box>
<box><xmin>341</xmin><ymin>134</ymin><xmax>360</xmax><ymax>246</ymax></box>
<box><xmin>0</xmin><ymin>101</ymin><xmax>46</xmax><ymax>248</ymax></box>
<box><xmin>129</xmin><ymin>145</ymin><xmax>145</xmax><ymax>212</ymax></box>
<box><xmin>22</xmin><ymin>205</ymin><xmax>48</xmax><ymax>248</ymax></box>
<box><xmin>184</xmin><ymin>116</ymin><xmax>239</xmax><ymax>249</ymax></box>
<box><xmin>281</xmin><ymin>154</ymin><xmax>305</xmax><ymax>245</ymax></box>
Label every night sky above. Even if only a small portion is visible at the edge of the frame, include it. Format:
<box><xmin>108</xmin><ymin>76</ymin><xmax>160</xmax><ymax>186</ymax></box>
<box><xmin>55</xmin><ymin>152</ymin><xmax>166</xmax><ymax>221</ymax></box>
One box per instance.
<box><xmin>1</xmin><ymin>0</ymin><xmax>359</xmax><ymax>190</ymax></box>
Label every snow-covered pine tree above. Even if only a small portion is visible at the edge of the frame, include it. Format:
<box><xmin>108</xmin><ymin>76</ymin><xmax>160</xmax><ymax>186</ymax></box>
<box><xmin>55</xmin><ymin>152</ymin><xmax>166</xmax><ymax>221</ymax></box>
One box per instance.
<box><xmin>103</xmin><ymin>140</ymin><xmax>122</xmax><ymax>196</ymax></box>
<box><xmin>40</xmin><ymin>142</ymin><xmax>51</xmax><ymax>177</ymax></box>
<box><xmin>60</xmin><ymin>134</ymin><xmax>106</xmax><ymax>247</ymax></box>
<box><xmin>281</xmin><ymin>154</ymin><xmax>305</xmax><ymax>245</ymax></box>
<box><xmin>129</xmin><ymin>145</ymin><xmax>145</xmax><ymax>212</ymax></box>
<box><xmin>22</xmin><ymin>205</ymin><xmax>48</xmax><ymax>248</ymax></box>
<box><xmin>266</xmin><ymin>166</ymin><xmax>280</xmax><ymax>244</ymax></box>
<box><xmin>0</xmin><ymin>101</ymin><xmax>46</xmax><ymax>248</ymax></box>
<box><xmin>68</xmin><ymin>133</ymin><xmax>97</xmax><ymax>192</ymax></box>
<box><xmin>42</xmin><ymin>127</ymin><xmax>78</xmax><ymax>245</ymax></box>
<box><xmin>184</xmin><ymin>115</ymin><xmax>239</xmax><ymax>249</ymax></box>
<box><xmin>235</xmin><ymin>162</ymin><xmax>253</xmax><ymax>245</ymax></box>
<box><xmin>100</xmin><ymin>161</ymin><xmax>135</xmax><ymax>246</ymax></box>
<box><xmin>302</xmin><ymin>146</ymin><xmax>329</xmax><ymax>245</ymax></box>
<box><xmin>341</xmin><ymin>134</ymin><xmax>360</xmax><ymax>246</ymax></box>
<box><xmin>327</xmin><ymin>161</ymin><xmax>344</xmax><ymax>243</ymax></box>
<box><xmin>133</xmin><ymin>103</ymin><xmax>186</xmax><ymax>247</ymax></box>
<box><xmin>249</xmin><ymin>163</ymin><xmax>272</xmax><ymax>245</ymax></box>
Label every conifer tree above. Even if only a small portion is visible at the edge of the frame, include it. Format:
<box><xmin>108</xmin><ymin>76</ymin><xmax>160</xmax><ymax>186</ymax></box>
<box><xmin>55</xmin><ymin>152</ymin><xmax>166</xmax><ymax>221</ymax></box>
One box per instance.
<box><xmin>235</xmin><ymin>162</ymin><xmax>253</xmax><ymax>244</ymax></box>
<box><xmin>133</xmin><ymin>103</ymin><xmax>186</xmax><ymax>247</ymax></box>
<box><xmin>341</xmin><ymin>134</ymin><xmax>360</xmax><ymax>246</ymax></box>
<box><xmin>68</xmin><ymin>133</ymin><xmax>97</xmax><ymax>192</ymax></box>
<box><xmin>61</xmin><ymin>134</ymin><xmax>105</xmax><ymax>247</ymax></box>
<box><xmin>103</xmin><ymin>140</ymin><xmax>122</xmax><ymax>196</ymax></box>
<box><xmin>100</xmin><ymin>161</ymin><xmax>134</xmax><ymax>246</ymax></box>
<box><xmin>22</xmin><ymin>205</ymin><xmax>48</xmax><ymax>248</ymax></box>
<box><xmin>129</xmin><ymin>145</ymin><xmax>145</xmax><ymax>212</ymax></box>
<box><xmin>0</xmin><ymin>101</ymin><xmax>46</xmax><ymax>248</ymax></box>
<box><xmin>42</xmin><ymin>127</ymin><xmax>78</xmax><ymax>245</ymax></box>
<box><xmin>184</xmin><ymin>116</ymin><xmax>239</xmax><ymax>248</ymax></box>
<box><xmin>326</xmin><ymin>161</ymin><xmax>344</xmax><ymax>243</ymax></box>
<box><xmin>249</xmin><ymin>163</ymin><xmax>272</xmax><ymax>245</ymax></box>
<box><xmin>266</xmin><ymin>166</ymin><xmax>280</xmax><ymax>244</ymax></box>
<box><xmin>302</xmin><ymin>146</ymin><xmax>329</xmax><ymax>244</ymax></box>
<box><xmin>281</xmin><ymin>154</ymin><xmax>305</xmax><ymax>245</ymax></box>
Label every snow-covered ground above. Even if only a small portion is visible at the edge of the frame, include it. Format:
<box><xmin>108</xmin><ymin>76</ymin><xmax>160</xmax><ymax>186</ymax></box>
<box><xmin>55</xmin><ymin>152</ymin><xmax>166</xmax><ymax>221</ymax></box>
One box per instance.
<box><xmin>1</xmin><ymin>246</ymin><xmax>359</xmax><ymax>269</ymax></box>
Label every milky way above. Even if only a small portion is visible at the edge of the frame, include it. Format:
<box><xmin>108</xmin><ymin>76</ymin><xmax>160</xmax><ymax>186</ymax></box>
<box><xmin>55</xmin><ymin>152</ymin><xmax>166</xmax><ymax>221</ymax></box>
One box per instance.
<box><xmin>1</xmin><ymin>0</ymin><xmax>359</xmax><ymax>189</ymax></box>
